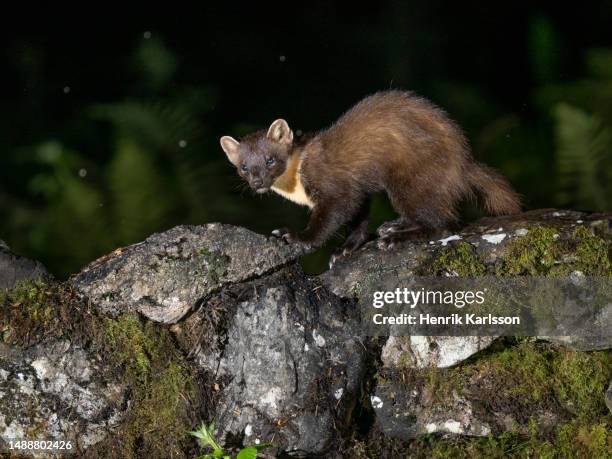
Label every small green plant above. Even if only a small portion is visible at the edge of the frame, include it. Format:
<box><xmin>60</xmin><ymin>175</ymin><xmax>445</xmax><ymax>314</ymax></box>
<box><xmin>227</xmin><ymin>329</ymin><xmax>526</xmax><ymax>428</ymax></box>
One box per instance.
<box><xmin>190</xmin><ymin>421</ymin><xmax>271</xmax><ymax>459</ymax></box>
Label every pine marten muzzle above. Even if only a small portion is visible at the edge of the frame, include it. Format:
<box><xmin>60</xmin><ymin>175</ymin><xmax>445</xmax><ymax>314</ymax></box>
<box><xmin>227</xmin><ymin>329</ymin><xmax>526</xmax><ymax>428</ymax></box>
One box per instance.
<box><xmin>220</xmin><ymin>90</ymin><xmax>521</xmax><ymax>262</ymax></box>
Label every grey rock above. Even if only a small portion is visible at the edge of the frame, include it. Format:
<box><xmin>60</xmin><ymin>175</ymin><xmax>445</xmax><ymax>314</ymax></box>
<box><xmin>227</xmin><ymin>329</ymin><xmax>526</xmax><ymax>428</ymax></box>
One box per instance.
<box><xmin>320</xmin><ymin>239</ymin><xmax>426</xmax><ymax>299</ymax></box>
<box><xmin>373</xmin><ymin>359</ymin><xmax>565</xmax><ymax>442</ymax></box>
<box><xmin>2</xmin><ymin>209</ymin><xmax>605</xmax><ymax>455</ymax></box>
<box><xmin>373</xmin><ymin>379</ymin><xmax>491</xmax><ymax>440</ymax></box>
<box><xmin>321</xmin><ymin>209</ymin><xmax>611</xmax><ymax>300</ymax></box>
<box><xmin>541</xmin><ymin>302</ymin><xmax>612</xmax><ymax>351</ymax></box>
<box><xmin>0</xmin><ymin>244</ymin><xmax>51</xmax><ymax>289</ymax></box>
<box><xmin>72</xmin><ymin>224</ymin><xmax>303</xmax><ymax>323</ymax></box>
<box><xmin>184</xmin><ymin>268</ymin><xmax>365</xmax><ymax>455</ymax></box>
<box><xmin>0</xmin><ymin>341</ymin><xmax>128</xmax><ymax>455</ymax></box>
<box><xmin>381</xmin><ymin>336</ymin><xmax>496</xmax><ymax>369</ymax></box>
<box><xmin>319</xmin><ymin>209</ymin><xmax>611</xmax><ymax>444</ymax></box>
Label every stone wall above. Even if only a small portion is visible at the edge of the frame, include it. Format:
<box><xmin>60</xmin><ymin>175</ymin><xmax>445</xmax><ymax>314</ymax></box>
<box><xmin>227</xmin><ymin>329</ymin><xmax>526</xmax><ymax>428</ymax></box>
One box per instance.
<box><xmin>0</xmin><ymin>209</ymin><xmax>610</xmax><ymax>457</ymax></box>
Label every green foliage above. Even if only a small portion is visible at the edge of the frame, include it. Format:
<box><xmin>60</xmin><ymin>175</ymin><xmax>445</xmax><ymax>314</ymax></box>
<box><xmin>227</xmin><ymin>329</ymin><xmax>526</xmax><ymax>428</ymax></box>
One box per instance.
<box><xmin>573</xmin><ymin>225</ymin><xmax>612</xmax><ymax>274</ymax></box>
<box><xmin>190</xmin><ymin>422</ymin><xmax>226</xmax><ymax>458</ymax></box>
<box><xmin>190</xmin><ymin>421</ymin><xmax>271</xmax><ymax>459</ymax></box>
<box><xmin>554</xmin><ymin>103</ymin><xmax>612</xmax><ymax>210</ymax></box>
<box><xmin>90</xmin><ymin>100</ymin><xmax>200</xmax><ymax>152</ymax></box>
<box><xmin>2</xmin><ymin>21</ymin><xmax>612</xmax><ymax>278</ymax></box>
<box><xmin>107</xmin><ymin>138</ymin><xmax>174</xmax><ymax>242</ymax></box>
<box><xmin>26</xmin><ymin>141</ymin><xmax>113</xmax><ymax>274</ymax></box>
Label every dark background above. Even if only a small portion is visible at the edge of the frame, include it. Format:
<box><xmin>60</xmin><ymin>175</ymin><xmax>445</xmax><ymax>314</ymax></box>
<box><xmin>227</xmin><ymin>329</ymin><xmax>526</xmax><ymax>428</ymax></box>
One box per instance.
<box><xmin>1</xmin><ymin>2</ymin><xmax>611</xmax><ymax>278</ymax></box>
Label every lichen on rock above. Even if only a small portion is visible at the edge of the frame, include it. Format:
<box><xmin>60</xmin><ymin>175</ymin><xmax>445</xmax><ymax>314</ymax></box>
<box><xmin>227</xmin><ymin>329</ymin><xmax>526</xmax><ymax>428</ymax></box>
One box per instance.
<box><xmin>175</xmin><ymin>266</ymin><xmax>366</xmax><ymax>455</ymax></box>
<box><xmin>0</xmin><ymin>280</ymin><xmax>201</xmax><ymax>458</ymax></box>
<box><xmin>0</xmin><ymin>209</ymin><xmax>610</xmax><ymax>457</ymax></box>
<box><xmin>72</xmin><ymin>224</ymin><xmax>304</xmax><ymax>323</ymax></box>
<box><xmin>371</xmin><ymin>339</ymin><xmax>611</xmax><ymax>457</ymax></box>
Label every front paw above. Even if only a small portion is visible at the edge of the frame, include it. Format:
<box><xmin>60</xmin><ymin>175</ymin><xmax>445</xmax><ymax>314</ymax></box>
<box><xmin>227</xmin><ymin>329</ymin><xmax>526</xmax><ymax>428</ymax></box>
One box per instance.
<box><xmin>272</xmin><ymin>228</ymin><xmax>316</xmax><ymax>251</ymax></box>
<box><xmin>271</xmin><ymin>227</ymin><xmax>291</xmax><ymax>241</ymax></box>
<box><xmin>271</xmin><ymin>228</ymin><xmax>303</xmax><ymax>245</ymax></box>
<box><xmin>329</xmin><ymin>250</ymin><xmax>348</xmax><ymax>269</ymax></box>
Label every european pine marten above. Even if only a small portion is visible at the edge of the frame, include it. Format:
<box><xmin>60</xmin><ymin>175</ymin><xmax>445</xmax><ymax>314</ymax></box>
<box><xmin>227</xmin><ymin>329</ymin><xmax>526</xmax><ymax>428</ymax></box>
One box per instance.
<box><xmin>220</xmin><ymin>91</ymin><xmax>520</xmax><ymax>261</ymax></box>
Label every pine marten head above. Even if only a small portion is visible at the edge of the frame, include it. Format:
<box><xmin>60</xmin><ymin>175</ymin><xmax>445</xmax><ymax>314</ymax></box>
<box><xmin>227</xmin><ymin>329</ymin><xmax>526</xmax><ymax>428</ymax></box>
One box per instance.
<box><xmin>220</xmin><ymin>119</ymin><xmax>294</xmax><ymax>194</ymax></box>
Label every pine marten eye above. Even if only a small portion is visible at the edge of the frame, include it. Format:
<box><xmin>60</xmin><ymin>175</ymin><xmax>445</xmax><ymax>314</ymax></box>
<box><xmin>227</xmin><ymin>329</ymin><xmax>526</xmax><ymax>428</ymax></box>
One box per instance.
<box><xmin>240</xmin><ymin>164</ymin><xmax>248</xmax><ymax>172</ymax></box>
<box><xmin>266</xmin><ymin>157</ymin><xmax>275</xmax><ymax>167</ymax></box>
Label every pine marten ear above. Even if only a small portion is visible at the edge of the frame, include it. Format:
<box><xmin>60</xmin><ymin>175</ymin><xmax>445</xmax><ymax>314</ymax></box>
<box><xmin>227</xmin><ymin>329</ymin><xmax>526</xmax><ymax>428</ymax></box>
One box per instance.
<box><xmin>267</xmin><ymin>119</ymin><xmax>294</xmax><ymax>145</ymax></box>
<box><xmin>220</xmin><ymin>136</ymin><xmax>241</xmax><ymax>166</ymax></box>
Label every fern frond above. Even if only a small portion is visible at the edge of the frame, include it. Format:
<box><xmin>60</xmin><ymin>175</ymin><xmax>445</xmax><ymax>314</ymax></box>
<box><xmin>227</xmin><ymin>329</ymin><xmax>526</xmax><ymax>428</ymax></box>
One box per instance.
<box><xmin>554</xmin><ymin>103</ymin><xmax>612</xmax><ymax>210</ymax></box>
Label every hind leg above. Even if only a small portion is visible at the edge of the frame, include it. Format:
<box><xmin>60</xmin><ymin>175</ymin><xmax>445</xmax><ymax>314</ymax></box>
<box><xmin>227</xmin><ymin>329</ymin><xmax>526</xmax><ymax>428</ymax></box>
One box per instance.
<box><xmin>329</xmin><ymin>198</ymin><xmax>371</xmax><ymax>267</ymax></box>
<box><xmin>379</xmin><ymin>184</ymin><xmax>456</xmax><ymax>249</ymax></box>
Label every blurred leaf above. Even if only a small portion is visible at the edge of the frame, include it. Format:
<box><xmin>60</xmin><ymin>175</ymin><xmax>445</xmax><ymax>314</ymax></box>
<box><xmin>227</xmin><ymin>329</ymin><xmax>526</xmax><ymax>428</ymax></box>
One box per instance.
<box><xmin>236</xmin><ymin>448</ymin><xmax>258</xmax><ymax>459</ymax></box>
<box><xmin>108</xmin><ymin>138</ymin><xmax>173</xmax><ymax>243</ymax></box>
<box><xmin>90</xmin><ymin>101</ymin><xmax>199</xmax><ymax>152</ymax></box>
<box><xmin>31</xmin><ymin>145</ymin><xmax>111</xmax><ymax>275</ymax></box>
<box><xmin>554</xmin><ymin>103</ymin><xmax>612</xmax><ymax>210</ymax></box>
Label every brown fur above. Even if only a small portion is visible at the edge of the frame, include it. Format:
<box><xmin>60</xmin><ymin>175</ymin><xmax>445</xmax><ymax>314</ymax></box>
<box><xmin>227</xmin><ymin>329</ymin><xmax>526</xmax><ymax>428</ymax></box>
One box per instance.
<box><xmin>220</xmin><ymin>90</ymin><xmax>521</xmax><ymax>249</ymax></box>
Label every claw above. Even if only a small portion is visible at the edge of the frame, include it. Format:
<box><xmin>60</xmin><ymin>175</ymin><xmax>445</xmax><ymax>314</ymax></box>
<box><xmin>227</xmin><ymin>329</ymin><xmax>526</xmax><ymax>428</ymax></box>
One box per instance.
<box><xmin>376</xmin><ymin>237</ymin><xmax>397</xmax><ymax>251</ymax></box>
<box><xmin>271</xmin><ymin>227</ymin><xmax>290</xmax><ymax>238</ymax></box>
<box><xmin>329</xmin><ymin>254</ymin><xmax>339</xmax><ymax>269</ymax></box>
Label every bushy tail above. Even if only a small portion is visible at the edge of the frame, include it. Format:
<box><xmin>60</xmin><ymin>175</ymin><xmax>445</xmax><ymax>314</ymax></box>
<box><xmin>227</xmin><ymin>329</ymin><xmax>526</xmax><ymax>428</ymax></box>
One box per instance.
<box><xmin>467</xmin><ymin>163</ymin><xmax>521</xmax><ymax>215</ymax></box>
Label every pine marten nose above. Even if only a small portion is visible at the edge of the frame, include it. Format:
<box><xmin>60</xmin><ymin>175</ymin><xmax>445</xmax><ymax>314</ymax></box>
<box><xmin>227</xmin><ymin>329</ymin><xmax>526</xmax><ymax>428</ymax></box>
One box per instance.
<box><xmin>252</xmin><ymin>177</ymin><xmax>263</xmax><ymax>188</ymax></box>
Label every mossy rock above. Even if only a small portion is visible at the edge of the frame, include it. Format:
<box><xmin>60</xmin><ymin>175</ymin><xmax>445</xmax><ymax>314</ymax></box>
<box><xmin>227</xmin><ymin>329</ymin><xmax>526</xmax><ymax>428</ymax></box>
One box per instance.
<box><xmin>364</xmin><ymin>340</ymin><xmax>611</xmax><ymax>458</ymax></box>
<box><xmin>496</xmin><ymin>226</ymin><xmax>611</xmax><ymax>276</ymax></box>
<box><xmin>0</xmin><ymin>280</ymin><xmax>203</xmax><ymax>458</ymax></box>
<box><xmin>422</xmin><ymin>224</ymin><xmax>611</xmax><ymax>277</ymax></box>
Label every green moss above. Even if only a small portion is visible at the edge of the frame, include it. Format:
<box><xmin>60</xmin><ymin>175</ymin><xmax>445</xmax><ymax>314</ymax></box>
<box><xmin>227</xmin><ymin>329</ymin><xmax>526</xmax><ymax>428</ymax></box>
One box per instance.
<box><xmin>101</xmin><ymin>314</ymin><xmax>197</xmax><ymax>458</ymax></box>
<box><xmin>421</xmin><ymin>365</ymin><xmax>467</xmax><ymax>405</ymax></box>
<box><xmin>554</xmin><ymin>347</ymin><xmax>611</xmax><ymax>414</ymax></box>
<box><xmin>573</xmin><ymin>225</ymin><xmax>612</xmax><ymax>275</ymax></box>
<box><xmin>413</xmin><ymin>342</ymin><xmax>610</xmax><ymax>458</ymax></box>
<box><xmin>420</xmin><ymin>224</ymin><xmax>611</xmax><ymax>278</ymax></box>
<box><xmin>497</xmin><ymin>225</ymin><xmax>611</xmax><ymax>276</ymax></box>
<box><xmin>429</xmin><ymin>242</ymin><xmax>487</xmax><ymax>276</ymax></box>
<box><xmin>0</xmin><ymin>279</ymin><xmax>73</xmax><ymax>346</ymax></box>
<box><xmin>1</xmin><ymin>280</ymin><xmax>199</xmax><ymax>458</ymax></box>
<box><xmin>405</xmin><ymin>420</ymin><xmax>611</xmax><ymax>458</ymax></box>
<box><xmin>496</xmin><ymin>227</ymin><xmax>561</xmax><ymax>275</ymax></box>
<box><xmin>555</xmin><ymin>419</ymin><xmax>610</xmax><ymax>458</ymax></box>
<box><xmin>105</xmin><ymin>315</ymin><xmax>157</xmax><ymax>386</ymax></box>
<box><xmin>361</xmin><ymin>342</ymin><xmax>611</xmax><ymax>458</ymax></box>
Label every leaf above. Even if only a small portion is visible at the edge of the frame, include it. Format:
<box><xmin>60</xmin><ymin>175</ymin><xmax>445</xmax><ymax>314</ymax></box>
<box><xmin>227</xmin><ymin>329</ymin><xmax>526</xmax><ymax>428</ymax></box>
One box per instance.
<box><xmin>189</xmin><ymin>421</ymin><xmax>224</xmax><ymax>453</ymax></box>
<box><xmin>236</xmin><ymin>447</ymin><xmax>259</xmax><ymax>459</ymax></box>
<box><xmin>554</xmin><ymin>103</ymin><xmax>612</xmax><ymax>211</ymax></box>
<box><xmin>107</xmin><ymin>138</ymin><xmax>173</xmax><ymax>244</ymax></box>
<box><xmin>90</xmin><ymin>101</ymin><xmax>200</xmax><ymax>152</ymax></box>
